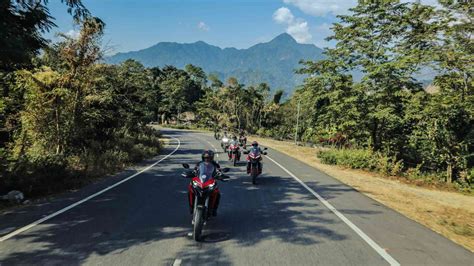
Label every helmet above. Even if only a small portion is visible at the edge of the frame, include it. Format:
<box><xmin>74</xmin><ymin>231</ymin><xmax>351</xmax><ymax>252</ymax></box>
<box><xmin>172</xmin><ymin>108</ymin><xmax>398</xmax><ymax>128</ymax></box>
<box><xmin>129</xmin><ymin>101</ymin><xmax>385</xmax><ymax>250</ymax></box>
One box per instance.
<box><xmin>202</xmin><ymin>150</ymin><xmax>215</xmax><ymax>161</ymax></box>
<box><xmin>252</xmin><ymin>141</ymin><xmax>258</xmax><ymax>147</ymax></box>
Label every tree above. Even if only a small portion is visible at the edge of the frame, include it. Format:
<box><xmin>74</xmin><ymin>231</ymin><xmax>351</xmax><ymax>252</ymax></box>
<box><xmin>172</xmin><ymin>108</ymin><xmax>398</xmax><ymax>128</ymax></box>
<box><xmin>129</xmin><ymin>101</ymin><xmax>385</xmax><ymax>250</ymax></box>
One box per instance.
<box><xmin>0</xmin><ymin>0</ymin><xmax>89</xmax><ymax>70</ymax></box>
<box><xmin>185</xmin><ymin>64</ymin><xmax>207</xmax><ymax>87</ymax></box>
<box><xmin>208</xmin><ymin>73</ymin><xmax>223</xmax><ymax>89</ymax></box>
<box><xmin>272</xmin><ymin>90</ymin><xmax>284</xmax><ymax>105</ymax></box>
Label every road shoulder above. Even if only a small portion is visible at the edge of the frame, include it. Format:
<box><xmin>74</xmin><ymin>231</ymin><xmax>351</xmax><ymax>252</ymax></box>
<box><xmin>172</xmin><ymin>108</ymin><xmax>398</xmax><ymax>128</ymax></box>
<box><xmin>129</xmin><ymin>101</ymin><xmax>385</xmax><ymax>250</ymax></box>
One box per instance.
<box><xmin>251</xmin><ymin>136</ymin><xmax>474</xmax><ymax>253</ymax></box>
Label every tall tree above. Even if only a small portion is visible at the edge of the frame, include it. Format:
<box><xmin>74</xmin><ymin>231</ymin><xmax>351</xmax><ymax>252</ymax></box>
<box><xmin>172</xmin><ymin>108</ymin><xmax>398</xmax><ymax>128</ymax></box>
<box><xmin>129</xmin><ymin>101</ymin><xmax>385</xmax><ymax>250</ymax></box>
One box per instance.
<box><xmin>0</xmin><ymin>0</ymin><xmax>89</xmax><ymax>70</ymax></box>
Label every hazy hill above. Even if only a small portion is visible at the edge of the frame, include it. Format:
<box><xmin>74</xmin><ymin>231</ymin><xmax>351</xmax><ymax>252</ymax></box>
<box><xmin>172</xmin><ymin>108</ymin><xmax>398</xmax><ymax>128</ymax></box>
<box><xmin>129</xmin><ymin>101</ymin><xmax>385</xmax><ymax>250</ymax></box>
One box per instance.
<box><xmin>106</xmin><ymin>33</ymin><xmax>325</xmax><ymax>92</ymax></box>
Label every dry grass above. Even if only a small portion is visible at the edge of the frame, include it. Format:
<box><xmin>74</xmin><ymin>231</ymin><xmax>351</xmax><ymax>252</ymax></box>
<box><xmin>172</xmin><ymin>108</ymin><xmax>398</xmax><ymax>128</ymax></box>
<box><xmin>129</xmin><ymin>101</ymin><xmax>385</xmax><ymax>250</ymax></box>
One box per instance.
<box><xmin>252</xmin><ymin>136</ymin><xmax>474</xmax><ymax>252</ymax></box>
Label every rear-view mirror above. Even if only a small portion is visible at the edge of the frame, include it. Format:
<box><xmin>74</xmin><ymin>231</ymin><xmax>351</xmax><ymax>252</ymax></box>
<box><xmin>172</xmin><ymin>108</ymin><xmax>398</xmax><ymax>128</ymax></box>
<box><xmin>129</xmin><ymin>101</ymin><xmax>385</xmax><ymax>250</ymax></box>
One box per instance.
<box><xmin>182</xmin><ymin>163</ymin><xmax>190</xmax><ymax>169</ymax></box>
<box><xmin>222</xmin><ymin>167</ymin><xmax>230</xmax><ymax>173</ymax></box>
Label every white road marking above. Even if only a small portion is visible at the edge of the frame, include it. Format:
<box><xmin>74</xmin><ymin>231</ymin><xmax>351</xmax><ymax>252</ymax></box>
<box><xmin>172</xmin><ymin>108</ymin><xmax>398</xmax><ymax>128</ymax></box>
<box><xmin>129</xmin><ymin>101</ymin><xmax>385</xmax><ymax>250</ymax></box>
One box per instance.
<box><xmin>265</xmin><ymin>155</ymin><xmax>400</xmax><ymax>266</ymax></box>
<box><xmin>173</xmin><ymin>259</ymin><xmax>182</xmax><ymax>266</ymax></box>
<box><xmin>0</xmin><ymin>137</ymin><xmax>181</xmax><ymax>242</ymax></box>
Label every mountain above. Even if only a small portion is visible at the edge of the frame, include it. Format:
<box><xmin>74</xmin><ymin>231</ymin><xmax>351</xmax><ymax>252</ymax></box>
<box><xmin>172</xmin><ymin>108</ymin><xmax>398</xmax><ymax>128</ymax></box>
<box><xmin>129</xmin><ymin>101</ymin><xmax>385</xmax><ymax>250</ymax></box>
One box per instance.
<box><xmin>106</xmin><ymin>33</ymin><xmax>324</xmax><ymax>93</ymax></box>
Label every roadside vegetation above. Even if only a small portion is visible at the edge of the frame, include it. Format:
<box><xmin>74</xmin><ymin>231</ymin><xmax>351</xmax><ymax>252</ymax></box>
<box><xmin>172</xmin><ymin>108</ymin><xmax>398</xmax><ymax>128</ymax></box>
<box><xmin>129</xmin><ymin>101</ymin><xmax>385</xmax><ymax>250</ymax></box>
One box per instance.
<box><xmin>0</xmin><ymin>1</ymin><xmax>163</xmax><ymax>198</ymax></box>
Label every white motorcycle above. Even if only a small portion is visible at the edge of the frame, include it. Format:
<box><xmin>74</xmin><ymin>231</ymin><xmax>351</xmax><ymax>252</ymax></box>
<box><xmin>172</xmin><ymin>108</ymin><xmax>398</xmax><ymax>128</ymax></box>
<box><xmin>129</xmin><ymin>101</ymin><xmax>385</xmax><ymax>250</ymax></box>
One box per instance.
<box><xmin>221</xmin><ymin>136</ymin><xmax>230</xmax><ymax>153</ymax></box>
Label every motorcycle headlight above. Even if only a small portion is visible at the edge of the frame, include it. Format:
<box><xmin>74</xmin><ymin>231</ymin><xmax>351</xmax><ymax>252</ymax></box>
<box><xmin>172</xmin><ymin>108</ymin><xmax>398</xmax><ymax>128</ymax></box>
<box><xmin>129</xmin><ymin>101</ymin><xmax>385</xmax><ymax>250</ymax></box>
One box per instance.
<box><xmin>192</xmin><ymin>180</ymin><xmax>201</xmax><ymax>188</ymax></box>
<box><xmin>207</xmin><ymin>183</ymin><xmax>216</xmax><ymax>190</ymax></box>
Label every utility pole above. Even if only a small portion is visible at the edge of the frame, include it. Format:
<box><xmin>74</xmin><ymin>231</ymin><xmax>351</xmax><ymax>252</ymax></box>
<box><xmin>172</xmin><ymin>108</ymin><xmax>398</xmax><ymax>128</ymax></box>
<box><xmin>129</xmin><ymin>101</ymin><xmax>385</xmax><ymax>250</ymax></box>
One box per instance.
<box><xmin>295</xmin><ymin>99</ymin><xmax>301</xmax><ymax>145</ymax></box>
<box><xmin>177</xmin><ymin>105</ymin><xmax>181</xmax><ymax>125</ymax></box>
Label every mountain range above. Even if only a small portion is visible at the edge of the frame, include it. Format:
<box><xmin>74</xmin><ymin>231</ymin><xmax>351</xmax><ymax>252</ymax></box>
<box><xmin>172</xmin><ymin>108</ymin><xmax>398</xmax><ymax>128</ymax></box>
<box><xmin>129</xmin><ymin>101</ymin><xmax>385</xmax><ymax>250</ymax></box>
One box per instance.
<box><xmin>106</xmin><ymin>33</ymin><xmax>325</xmax><ymax>92</ymax></box>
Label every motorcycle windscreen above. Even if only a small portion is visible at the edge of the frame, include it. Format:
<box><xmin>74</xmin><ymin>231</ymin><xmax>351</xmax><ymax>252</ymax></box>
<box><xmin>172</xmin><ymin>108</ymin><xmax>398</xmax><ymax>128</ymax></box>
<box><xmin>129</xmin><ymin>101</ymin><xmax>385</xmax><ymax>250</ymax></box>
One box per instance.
<box><xmin>250</xmin><ymin>148</ymin><xmax>261</xmax><ymax>156</ymax></box>
<box><xmin>198</xmin><ymin>163</ymin><xmax>216</xmax><ymax>183</ymax></box>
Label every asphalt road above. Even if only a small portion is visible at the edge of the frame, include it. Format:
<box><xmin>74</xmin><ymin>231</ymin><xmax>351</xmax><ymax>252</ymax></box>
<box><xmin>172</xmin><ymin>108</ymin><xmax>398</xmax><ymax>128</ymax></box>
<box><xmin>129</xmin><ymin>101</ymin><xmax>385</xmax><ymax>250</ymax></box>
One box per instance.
<box><xmin>0</xmin><ymin>128</ymin><xmax>472</xmax><ymax>265</ymax></box>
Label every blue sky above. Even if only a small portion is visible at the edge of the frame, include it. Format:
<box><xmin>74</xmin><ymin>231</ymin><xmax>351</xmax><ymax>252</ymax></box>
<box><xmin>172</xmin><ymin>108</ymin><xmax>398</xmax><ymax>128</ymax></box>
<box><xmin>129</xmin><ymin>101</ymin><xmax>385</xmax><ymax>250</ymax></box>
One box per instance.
<box><xmin>45</xmin><ymin>0</ymin><xmax>436</xmax><ymax>54</ymax></box>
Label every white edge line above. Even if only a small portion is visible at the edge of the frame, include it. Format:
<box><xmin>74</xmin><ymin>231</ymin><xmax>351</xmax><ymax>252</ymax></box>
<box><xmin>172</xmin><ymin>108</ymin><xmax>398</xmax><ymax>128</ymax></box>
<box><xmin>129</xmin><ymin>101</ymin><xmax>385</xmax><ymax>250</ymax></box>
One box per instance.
<box><xmin>265</xmin><ymin>155</ymin><xmax>400</xmax><ymax>266</ymax></box>
<box><xmin>173</xmin><ymin>258</ymin><xmax>182</xmax><ymax>266</ymax></box>
<box><xmin>0</xmin><ymin>137</ymin><xmax>181</xmax><ymax>242</ymax></box>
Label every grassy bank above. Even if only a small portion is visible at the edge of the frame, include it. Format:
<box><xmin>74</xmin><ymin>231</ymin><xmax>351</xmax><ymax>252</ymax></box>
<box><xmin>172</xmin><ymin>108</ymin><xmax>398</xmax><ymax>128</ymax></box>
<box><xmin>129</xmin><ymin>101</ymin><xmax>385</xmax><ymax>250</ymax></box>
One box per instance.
<box><xmin>318</xmin><ymin>148</ymin><xmax>473</xmax><ymax>194</ymax></box>
<box><xmin>0</xmin><ymin>126</ymin><xmax>162</xmax><ymax>200</ymax></box>
<box><xmin>250</xmin><ymin>136</ymin><xmax>474</xmax><ymax>252</ymax></box>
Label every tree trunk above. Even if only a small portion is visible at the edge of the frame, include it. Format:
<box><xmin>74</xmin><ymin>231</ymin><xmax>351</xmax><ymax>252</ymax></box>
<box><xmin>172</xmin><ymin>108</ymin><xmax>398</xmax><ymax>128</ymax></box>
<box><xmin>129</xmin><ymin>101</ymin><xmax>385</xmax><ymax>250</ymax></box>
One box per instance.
<box><xmin>446</xmin><ymin>162</ymin><xmax>453</xmax><ymax>183</ymax></box>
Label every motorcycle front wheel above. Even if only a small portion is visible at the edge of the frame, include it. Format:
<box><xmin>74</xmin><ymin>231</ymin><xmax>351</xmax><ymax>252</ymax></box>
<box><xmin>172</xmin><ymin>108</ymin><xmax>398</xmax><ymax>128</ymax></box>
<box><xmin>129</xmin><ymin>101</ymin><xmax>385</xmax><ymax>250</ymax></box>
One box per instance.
<box><xmin>251</xmin><ymin>168</ymin><xmax>257</xmax><ymax>184</ymax></box>
<box><xmin>193</xmin><ymin>208</ymin><xmax>204</xmax><ymax>241</ymax></box>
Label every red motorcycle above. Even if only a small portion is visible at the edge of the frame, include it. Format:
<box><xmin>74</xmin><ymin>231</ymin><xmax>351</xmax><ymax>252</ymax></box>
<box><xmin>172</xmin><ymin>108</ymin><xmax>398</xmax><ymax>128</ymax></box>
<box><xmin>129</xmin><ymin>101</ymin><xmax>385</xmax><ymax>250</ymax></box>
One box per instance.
<box><xmin>244</xmin><ymin>148</ymin><xmax>267</xmax><ymax>184</ymax></box>
<box><xmin>228</xmin><ymin>142</ymin><xmax>241</xmax><ymax>166</ymax></box>
<box><xmin>182</xmin><ymin>163</ymin><xmax>229</xmax><ymax>241</ymax></box>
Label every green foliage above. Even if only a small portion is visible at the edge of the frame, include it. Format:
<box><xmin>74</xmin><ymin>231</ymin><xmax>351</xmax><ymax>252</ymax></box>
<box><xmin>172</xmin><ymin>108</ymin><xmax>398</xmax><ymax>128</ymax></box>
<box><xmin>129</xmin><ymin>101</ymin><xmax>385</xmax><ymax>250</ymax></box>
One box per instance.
<box><xmin>318</xmin><ymin>148</ymin><xmax>404</xmax><ymax>177</ymax></box>
<box><xmin>0</xmin><ymin>18</ymin><xmax>163</xmax><ymax>197</ymax></box>
<box><xmin>0</xmin><ymin>0</ymin><xmax>89</xmax><ymax>70</ymax></box>
<box><xmin>276</xmin><ymin>0</ymin><xmax>473</xmax><ymax>187</ymax></box>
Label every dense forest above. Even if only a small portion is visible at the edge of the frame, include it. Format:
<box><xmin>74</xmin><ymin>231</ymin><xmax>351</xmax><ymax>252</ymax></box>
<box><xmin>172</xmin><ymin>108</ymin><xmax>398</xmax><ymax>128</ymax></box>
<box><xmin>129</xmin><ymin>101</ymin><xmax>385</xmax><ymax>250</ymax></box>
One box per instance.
<box><xmin>1</xmin><ymin>0</ymin><xmax>472</xmax><ymax>197</ymax></box>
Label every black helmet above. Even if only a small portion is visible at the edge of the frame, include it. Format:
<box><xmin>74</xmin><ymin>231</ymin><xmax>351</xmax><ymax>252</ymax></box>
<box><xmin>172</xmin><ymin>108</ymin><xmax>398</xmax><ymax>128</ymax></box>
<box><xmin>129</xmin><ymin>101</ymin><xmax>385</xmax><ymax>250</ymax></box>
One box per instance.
<box><xmin>202</xmin><ymin>150</ymin><xmax>215</xmax><ymax>161</ymax></box>
<box><xmin>252</xmin><ymin>141</ymin><xmax>258</xmax><ymax>147</ymax></box>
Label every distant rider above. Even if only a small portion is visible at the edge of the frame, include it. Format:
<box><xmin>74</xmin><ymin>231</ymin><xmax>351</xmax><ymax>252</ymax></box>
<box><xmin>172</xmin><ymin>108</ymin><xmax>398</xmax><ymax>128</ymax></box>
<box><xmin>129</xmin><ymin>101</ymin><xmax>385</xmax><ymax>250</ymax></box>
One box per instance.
<box><xmin>239</xmin><ymin>129</ymin><xmax>247</xmax><ymax>146</ymax></box>
<box><xmin>246</xmin><ymin>141</ymin><xmax>263</xmax><ymax>174</ymax></box>
<box><xmin>228</xmin><ymin>135</ymin><xmax>239</xmax><ymax>160</ymax></box>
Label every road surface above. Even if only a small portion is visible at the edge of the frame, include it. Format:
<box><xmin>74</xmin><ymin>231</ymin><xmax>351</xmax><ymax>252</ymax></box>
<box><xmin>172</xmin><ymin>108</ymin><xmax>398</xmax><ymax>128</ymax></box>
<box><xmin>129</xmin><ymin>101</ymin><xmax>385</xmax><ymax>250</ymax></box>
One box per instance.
<box><xmin>0</xmin><ymin>128</ymin><xmax>472</xmax><ymax>265</ymax></box>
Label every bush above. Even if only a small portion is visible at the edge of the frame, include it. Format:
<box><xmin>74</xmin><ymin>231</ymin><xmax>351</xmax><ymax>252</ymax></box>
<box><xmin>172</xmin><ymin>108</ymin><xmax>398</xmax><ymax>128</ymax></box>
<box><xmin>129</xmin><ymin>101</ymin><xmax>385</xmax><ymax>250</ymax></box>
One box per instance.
<box><xmin>318</xmin><ymin>148</ymin><xmax>404</xmax><ymax>176</ymax></box>
<box><xmin>0</xmin><ymin>126</ymin><xmax>162</xmax><ymax>198</ymax></box>
<box><xmin>318</xmin><ymin>148</ymin><xmax>375</xmax><ymax>170</ymax></box>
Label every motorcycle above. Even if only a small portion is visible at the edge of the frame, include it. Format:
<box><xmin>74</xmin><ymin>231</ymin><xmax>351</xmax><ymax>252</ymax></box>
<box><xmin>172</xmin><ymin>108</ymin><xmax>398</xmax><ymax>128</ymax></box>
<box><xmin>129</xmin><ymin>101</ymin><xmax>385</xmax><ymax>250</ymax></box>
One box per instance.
<box><xmin>228</xmin><ymin>142</ymin><xmax>241</xmax><ymax>166</ymax></box>
<box><xmin>182</xmin><ymin>163</ymin><xmax>229</xmax><ymax>241</ymax></box>
<box><xmin>244</xmin><ymin>147</ymin><xmax>267</xmax><ymax>184</ymax></box>
<box><xmin>221</xmin><ymin>136</ymin><xmax>230</xmax><ymax>152</ymax></box>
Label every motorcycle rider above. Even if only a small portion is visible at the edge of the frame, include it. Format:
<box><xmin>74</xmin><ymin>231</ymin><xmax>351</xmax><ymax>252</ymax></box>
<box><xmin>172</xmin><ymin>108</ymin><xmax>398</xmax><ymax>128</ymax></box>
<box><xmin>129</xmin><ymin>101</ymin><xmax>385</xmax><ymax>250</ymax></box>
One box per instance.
<box><xmin>221</xmin><ymin>131</ymin><xmax>230</xmax><ymax>151</ymax></box>
<box><xmin>239</xmin><ymin>129</ymin><xmax>247</xmax><ymax>146</ymax></box>
<box><xmin>190</xmin><ymin>150</ymin><xmax>221</xmax><ymax>216</ymax></box>
<box><xmin>228</xmin><ymin>135</ymin><xmax>239</xmax><ymax>160</ymax></box>
<box><xmin>246</xmin><ymin>141</ymin><xmax>263</xmax><ymax>174</ymax></box>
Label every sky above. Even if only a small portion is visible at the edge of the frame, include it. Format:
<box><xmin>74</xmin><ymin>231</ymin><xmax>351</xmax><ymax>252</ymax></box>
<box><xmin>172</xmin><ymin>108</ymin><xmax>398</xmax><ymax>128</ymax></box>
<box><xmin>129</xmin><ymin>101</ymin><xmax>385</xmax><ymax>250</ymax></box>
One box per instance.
<box><xmin>45</xmin><ymin>0</ymin><xmax>438</xmax><ymax>54</ymax></box>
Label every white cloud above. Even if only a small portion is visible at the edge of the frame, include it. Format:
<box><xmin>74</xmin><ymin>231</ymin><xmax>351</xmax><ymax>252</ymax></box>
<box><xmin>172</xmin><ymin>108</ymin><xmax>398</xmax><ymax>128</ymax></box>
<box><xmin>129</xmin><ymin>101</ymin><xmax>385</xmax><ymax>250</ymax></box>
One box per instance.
<box><xmin>273</xmin><ymin>7</ymin><xmax>294</xmax><ymax>24</ymax></box>
<box><xmin>287</xmin><ymin>20</ymin><xmax>312</xmax><ymax>43</ymax></box>
<box><xmin>283</xmin><ymin>0</ymin><xmax>440</xmax><ymax>17</ymax></box>
<box><xmin>65</xmin><ymin>29</ymin><xmax>80</xmax><ymax>39</ymax></box>
<box><xmin>273</xmin><ymin>7</ymin><xmax>312</xmax><ymax>43</ymax></box>
<box><xmin>197</xmin><ymin>21</ymin><xmax>210</xmax><ymax>31</ymax></box>
<box><xmin>283</xmin><ymin>0</ymin><xmax>356</xmax><ymax>16</ymax></box>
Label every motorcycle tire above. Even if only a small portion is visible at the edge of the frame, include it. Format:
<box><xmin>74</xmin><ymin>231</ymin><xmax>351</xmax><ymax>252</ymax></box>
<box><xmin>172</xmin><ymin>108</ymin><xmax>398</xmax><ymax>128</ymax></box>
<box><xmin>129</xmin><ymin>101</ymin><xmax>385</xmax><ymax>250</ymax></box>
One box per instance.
<box><xmin>233</xmin><ymin>156</ymin><xmax>237</xmax><ymax>166</ymax></box>
<box><xmin>193</xmin><ymin>208</ymin><xmax>204</xmax><ymax>241</ymax></box>
<box><xmin>251</xmin><ymin>170</ymin><xmax>257</xmax><ymax>185</ymax></box>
